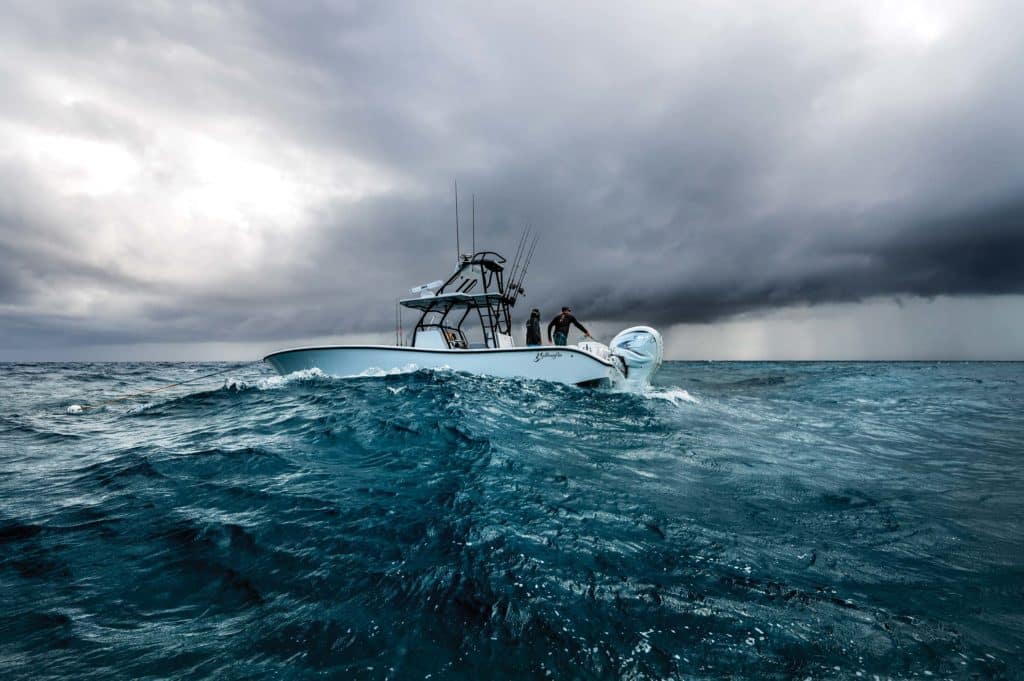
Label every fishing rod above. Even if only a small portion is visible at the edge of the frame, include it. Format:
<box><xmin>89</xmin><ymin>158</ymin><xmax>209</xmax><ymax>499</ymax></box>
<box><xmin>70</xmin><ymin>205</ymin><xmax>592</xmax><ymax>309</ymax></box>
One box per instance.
<box><xmin>512</xmin><ymin>233</ymin><xmax>539</xmax><ymax>303</ymax></box>
<box><xmin>505</xmin><ymin>230</ymin><xmax>525</xmax><ymax>299</ymax></box>
<box><xmin>510</xmin><ymin>232</ymin><xmax>539</xmax><ymax>304</ymax></box>
<box><xmin>511</xmin><ymin>228</ymin><xmax>539</xmax><ymax>303</ymax></box>
<box><xmin>506</xmin><ymin>225</ymin><xmax>530</xmax><ymax>293</ymax></box>
<box><xmin>508</xmin><ymin>225</ymin><xmax>526</xmax><ymax>279</ymax></box>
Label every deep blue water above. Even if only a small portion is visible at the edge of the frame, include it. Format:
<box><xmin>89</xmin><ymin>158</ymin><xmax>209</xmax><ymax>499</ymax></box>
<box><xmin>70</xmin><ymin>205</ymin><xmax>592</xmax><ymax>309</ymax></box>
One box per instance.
<box><xmin>1</xmin><ymin>361</ymin><xmax>1022</xmax><ymax>680</ymax></box>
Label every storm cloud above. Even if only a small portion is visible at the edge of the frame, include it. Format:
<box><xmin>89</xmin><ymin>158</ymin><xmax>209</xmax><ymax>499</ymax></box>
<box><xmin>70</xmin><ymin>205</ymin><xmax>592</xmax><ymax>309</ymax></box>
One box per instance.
<box><xmin>1</xmin><ymin>1</ymin><xmax>1022</xmax><ymax>356</ymax></box>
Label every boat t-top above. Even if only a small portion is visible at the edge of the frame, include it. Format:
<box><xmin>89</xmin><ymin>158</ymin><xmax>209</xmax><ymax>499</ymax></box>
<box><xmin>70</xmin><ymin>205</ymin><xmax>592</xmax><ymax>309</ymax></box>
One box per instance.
<box><xmin>264</xmin><ymin>241</ymin><xmax>663</xmax><ymax>387</ymax></box>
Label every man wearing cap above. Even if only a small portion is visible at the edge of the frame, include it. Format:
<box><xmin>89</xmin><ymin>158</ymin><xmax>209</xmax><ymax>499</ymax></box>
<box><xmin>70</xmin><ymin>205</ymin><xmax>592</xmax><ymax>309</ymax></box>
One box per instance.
<box><xmin>547</xmin><ymin>306</ymin><xmax>591</xmax><ymax>346</ymax></box>
<box><xmin>525</xmin><ymin>308</ymin><xmax>543</xmax><ymax>346</ymax></box>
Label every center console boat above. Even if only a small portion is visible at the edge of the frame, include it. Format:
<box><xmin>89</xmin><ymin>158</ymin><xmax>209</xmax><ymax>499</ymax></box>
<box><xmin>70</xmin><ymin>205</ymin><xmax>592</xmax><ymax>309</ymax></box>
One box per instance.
<box><xmin>264</xmin><ymin>250</ymin><xmax>662</xmax><ymax>387</ymax></box>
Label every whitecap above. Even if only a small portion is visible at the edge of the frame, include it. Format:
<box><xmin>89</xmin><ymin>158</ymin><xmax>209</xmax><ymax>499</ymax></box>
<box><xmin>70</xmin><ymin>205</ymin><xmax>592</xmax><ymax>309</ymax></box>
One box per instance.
<box><xmin>125</xmin><ymin>402</ymin><xmax>156</xmax><ymax>415</ymax></box>
<box><xmin>249</xmin><ymin>367</ymin><xmax>330</xmax><ymax>390</ymax></box>
<box><xmin>634</xmin><ymin>386</ymin><xmax>700</xmax><ymax>404</ymax></box>
<box><xmin>350</xmin><ymin>363</ymin><xmax>422</xmax><ymax>378</ymax></box>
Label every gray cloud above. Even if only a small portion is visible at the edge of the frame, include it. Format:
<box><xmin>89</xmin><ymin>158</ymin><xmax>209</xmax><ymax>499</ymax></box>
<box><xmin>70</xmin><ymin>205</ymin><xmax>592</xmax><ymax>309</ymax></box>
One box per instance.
<box><xmin>0</xmin><ymin>1</ymin><xmax>1022</xmax><ymax>356</ymax></box>
<box><xmin>579</xmin><ymin>198</ymin><xmax>1024</xmax><ymax>325</ymax></box>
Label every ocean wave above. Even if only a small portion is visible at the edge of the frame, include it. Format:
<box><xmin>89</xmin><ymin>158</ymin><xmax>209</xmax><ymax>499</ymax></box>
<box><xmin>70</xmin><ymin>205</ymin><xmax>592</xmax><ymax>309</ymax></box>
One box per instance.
<box><xmin>634</xmin><ymin>385</ymin><xmax>700</xmax><ymax>405</ymax></box>
<box><xmin>4</xmin><ymin>360</ymin><xmax>1023</xmax><ymax>679</ymax></box>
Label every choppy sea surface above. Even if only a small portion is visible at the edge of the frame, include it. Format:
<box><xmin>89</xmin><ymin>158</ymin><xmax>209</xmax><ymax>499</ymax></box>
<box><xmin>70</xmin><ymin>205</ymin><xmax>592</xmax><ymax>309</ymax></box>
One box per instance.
<box><xmin>1</xmin><ymin>361</ymin><xmax>1022</xmax><ymax>680</ymax></box>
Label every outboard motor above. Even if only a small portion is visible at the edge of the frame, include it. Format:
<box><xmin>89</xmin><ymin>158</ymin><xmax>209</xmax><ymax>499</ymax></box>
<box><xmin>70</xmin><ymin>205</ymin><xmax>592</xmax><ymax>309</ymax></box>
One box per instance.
<box><xmin>609</xmin><ymin>326</ymin><xmax>664</xmax><ymax>386</ymax></box>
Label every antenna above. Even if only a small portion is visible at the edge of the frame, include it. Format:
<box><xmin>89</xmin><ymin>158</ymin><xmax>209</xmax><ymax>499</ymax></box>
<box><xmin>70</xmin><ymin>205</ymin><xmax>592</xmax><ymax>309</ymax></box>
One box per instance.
<box><xmin>472</xmin><ymin>194</ymin><xmax>476</xmax><ymax>255</ymax></box>
<box><xmin>454</xmin><ymin>179</ymin><xmax>461</xmax><ymax>260</ymax></box>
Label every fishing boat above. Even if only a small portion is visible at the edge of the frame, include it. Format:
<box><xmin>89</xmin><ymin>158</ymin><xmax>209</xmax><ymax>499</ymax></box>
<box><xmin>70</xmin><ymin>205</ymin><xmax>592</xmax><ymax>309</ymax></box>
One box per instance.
<box><xmin>263</xmin><ymin>246</ymin><xmax>663</xmax><ymax>387</ymax></box>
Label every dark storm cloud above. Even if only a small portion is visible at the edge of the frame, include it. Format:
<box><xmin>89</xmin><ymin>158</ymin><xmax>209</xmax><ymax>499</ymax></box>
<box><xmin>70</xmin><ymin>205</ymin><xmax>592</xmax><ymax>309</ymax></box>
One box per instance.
<box><xmin>574</xmin><ymin>198</ymin><xmax>1024</xmax><ymax>325</ymax></box>
<box><xmin>1</xmin><ymin>1</ymin><xmax>1023</xmax><ymax>354</ymax></box>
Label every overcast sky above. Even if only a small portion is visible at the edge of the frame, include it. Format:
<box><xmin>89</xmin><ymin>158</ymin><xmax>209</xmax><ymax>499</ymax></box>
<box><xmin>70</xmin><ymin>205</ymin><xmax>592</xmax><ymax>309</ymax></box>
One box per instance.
<box><xmin>1</xmin><ymin>1</ymin><xmax>1022</xmax><ymax>360</ymax></box>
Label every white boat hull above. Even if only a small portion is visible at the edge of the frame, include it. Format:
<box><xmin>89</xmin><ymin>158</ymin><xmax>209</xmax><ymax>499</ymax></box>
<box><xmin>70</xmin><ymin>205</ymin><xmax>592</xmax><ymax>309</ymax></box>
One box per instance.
<box><xmin>264</xmin><ymin>345</ymin><xmax>624</xmax><ymax>386</ymax></box>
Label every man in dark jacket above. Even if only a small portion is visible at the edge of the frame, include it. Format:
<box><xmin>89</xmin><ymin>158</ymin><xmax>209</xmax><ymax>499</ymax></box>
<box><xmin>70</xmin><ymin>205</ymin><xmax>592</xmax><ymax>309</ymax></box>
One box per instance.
<box><xmin>528</xmin><ymin>307</ymin><xmax>544</xmax><ymax>346</ymax></box>
<box><xmin>548</xmin><ymin>306</ymin><xmax>590</xmax><ymax>346</ymax></box>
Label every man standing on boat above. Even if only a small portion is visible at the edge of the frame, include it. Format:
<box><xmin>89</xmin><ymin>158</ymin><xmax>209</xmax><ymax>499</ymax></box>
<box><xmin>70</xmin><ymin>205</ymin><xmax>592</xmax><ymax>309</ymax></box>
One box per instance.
<box><xmin>548</xmin><ymin>306</ymin><xmax>591</xmax><ymax>346</ymax></box>
<box><xmin>526</xmin><ymin>309</ymin><xmax>543</xmax><ymax>346</ymax></box>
